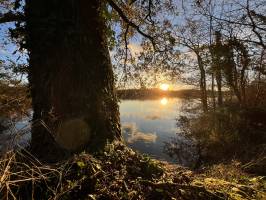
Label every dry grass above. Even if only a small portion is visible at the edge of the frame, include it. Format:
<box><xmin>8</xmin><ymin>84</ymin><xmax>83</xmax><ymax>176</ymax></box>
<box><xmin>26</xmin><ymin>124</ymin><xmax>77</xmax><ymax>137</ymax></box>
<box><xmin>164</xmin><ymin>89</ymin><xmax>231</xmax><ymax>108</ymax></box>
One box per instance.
<box><xmin>0</xmin><ymin>142</ymin><xmax>265</xmax><ymax>200</ymax></box>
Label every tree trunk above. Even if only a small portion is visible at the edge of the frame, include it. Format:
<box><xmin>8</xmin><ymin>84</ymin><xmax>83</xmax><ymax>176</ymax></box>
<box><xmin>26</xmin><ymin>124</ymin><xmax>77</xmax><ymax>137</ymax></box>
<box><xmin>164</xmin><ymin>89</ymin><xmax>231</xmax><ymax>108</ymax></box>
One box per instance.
<box><xmin>211</xmin><ymin>72</ymin><xmax>216</xmax><ymax>110</ymax></box>
<box><xmin>25</xmin><ymin>0</ymin><xmax>121</xmax><ymax>161</ymax></box>
<box><xmin>215</xmin><ymin>69</ymin><xmax>223</xmax><ymax>107</ymax></box>
<box><xmin>212</xmin><ymin>31</ymin><xmax>223</xmax><ymax>107</ymax></box>
<box><xmin>196</xmin><ymin>54</ymin><xmax>208</xmax><ymax>112</ymax></box>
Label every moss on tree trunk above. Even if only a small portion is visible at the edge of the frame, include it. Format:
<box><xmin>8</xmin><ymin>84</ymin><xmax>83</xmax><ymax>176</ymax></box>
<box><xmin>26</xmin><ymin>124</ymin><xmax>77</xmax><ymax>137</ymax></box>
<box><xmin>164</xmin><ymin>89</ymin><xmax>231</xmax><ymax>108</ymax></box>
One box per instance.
<box><xmin>25</xmin><ymin>0</ymin><xmax>121</xmax><ymax>161</ymax></box>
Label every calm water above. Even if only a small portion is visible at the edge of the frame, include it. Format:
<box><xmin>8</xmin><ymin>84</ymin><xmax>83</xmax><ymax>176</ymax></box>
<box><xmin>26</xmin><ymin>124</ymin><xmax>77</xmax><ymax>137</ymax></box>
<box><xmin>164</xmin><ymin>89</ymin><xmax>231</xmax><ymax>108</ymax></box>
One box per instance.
<box><xmin>1</xmin><ymin>97</ymin><xmax>199</xmax><ymax>166</ymax></box>
<box><xmin>120</xmin><ymin>97</ymin><xmax>199</xmax><ymax>166</ymax></box>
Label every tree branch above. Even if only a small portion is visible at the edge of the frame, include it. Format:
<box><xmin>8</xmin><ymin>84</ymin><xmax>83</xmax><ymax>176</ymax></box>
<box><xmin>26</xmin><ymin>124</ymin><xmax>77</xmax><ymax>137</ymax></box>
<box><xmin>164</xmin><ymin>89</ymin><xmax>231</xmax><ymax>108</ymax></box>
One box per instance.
<box><xmin>144</xmin><ymin>0</ymin><xmax>155</xmax><ymax>25</ymax></box>
<box><xmin>246</xmin><ymin>0</ymin><xmax>265</xmax><ymax>49</ymax></box>
<box><xmin>0</xmin><ymin>12</ymin><xmax>24</xmax><ymax>24</ymax></box>
<box><xmin>200</xmin><ymin>10</ymin><xmax>266</xmax><ymax>32</ymax></box>
<box><xmin>130</xmin><ymin>0</ymin><xmax>139</xmax><ymax>5</ymax></box>
<box><xmin>123</xmin><ymin>24</ymin><xmax>129</xmax><ymax>78</ymax></box>
<box><xmin>107</xmin><ymin>0</ymin><xmax>156</xmax><ymax>50</ymax></box>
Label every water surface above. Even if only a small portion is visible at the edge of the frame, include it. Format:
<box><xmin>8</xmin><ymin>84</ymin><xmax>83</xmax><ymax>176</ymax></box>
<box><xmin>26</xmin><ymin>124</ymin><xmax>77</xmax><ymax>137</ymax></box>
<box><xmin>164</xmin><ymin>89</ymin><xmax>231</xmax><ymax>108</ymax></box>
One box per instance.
<box><xmin>1</xmin><ymin>97</ymin><xmax>199</xmax><ymax>166</ymax></box>
<box><xmin>120</xmin><ymin>97</ymin><xmax>198</xmax><ymax>166</ymax></box>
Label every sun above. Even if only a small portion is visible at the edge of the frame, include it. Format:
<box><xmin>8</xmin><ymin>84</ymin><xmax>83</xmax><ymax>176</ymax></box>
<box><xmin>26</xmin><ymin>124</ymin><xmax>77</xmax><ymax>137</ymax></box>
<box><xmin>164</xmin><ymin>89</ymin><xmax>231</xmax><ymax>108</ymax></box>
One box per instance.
<box><xmin>159</xmin><ymin>83</ymin><xmax>170</xmax><ymax>91</ymax></box>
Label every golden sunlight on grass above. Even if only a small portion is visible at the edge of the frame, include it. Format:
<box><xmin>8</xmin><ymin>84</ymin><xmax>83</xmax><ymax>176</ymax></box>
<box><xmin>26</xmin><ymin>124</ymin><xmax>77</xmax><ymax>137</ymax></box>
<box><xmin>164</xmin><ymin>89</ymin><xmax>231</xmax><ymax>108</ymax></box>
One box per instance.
<box><xmin>160</xmin><ymin>97</ymin><xmax>168</xmax><ymax>105</ymax></box>
<box><xmin>159</xmin><ymin>83</ymin><xmax>170</xmax><ymax>91</ymax></box>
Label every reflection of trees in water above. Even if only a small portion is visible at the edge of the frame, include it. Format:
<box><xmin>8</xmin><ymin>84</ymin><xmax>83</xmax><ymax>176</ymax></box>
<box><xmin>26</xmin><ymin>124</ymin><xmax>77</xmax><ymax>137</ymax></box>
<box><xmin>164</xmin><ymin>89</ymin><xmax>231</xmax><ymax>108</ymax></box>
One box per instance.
<box><xmin>163</xmin><ymin>99</ymin><xmax>201</xmax><ymax>168</ymax></box>
<box><xmin>0</xmin><ymin>117</ymin><xmax>31</xmax><ymax>154</ymax></box>
<box><xmin>179</xmin><ymin>98</ymin><xmax>202</xmax><ymax>117</ymax></box>
<box><xmin>163</xmin><ymin>134</ymin><xmax>199</xmax><ymax>168</ymax></box>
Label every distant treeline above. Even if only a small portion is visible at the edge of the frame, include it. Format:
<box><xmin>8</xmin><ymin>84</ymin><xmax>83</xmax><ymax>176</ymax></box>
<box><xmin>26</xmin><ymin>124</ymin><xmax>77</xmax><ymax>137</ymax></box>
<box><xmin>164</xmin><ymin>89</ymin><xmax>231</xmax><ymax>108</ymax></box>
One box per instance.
<box><xmin>117</xmin><ymin>88</ymin><xmax>202</xmax><ymax>100</ymax></box>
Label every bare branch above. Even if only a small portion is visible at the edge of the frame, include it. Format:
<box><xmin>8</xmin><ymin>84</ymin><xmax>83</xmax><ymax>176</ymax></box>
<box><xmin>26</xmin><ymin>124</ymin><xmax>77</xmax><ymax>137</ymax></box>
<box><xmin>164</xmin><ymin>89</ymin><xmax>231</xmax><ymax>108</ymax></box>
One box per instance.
<box><xmin>201</xmin><ymin>10</ymin><xmax>266</xmax><ymax>32</ymax></box>
<box><xmin>123</xmin><ymin>24</ymin><xmax>129</xmax><ymax>78</ymax></box>
<box><xmin>130</xmin><ymin>0</ymin><xmax>139</xmax><ymax>5</ymax></box>
<box><xmin>144</xmin><ymin>0</ymin><xmax>155</xmax><ymax>25</ymax></box>
<box><xmin>107</xmin><ymin>0</ymin><xmax>156</xmax><ymax>50</ymax></box>
<box><xmin>0</xmin><ymin>11</ymin><xmax>24</xmax><ymax>24</ymax></box>
<box><xmin>246</xmin><ymin>0</ymin><xmax>265</xmax><ymax>49</ymax></box>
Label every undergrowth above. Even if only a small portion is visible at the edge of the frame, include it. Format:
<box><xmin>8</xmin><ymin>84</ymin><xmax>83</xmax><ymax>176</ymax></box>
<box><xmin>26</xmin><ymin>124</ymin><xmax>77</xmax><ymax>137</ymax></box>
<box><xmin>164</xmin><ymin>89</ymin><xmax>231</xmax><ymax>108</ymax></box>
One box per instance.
<box><xmin>165</xmin><ymin>104</ymin><xmax>266</xmax><ymax>176</ymax></box>
<box><xmin>0</xmin><ymin>142</ymin><xmax>265</xmax><ymax>200</ymax></box>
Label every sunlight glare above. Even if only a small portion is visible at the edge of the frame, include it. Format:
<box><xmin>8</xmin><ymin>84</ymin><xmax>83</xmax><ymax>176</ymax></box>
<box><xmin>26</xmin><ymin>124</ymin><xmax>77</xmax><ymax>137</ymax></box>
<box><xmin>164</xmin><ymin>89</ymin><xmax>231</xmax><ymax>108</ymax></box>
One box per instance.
<box><xmin>160</xmin><ymin>83</ymin><xmax>170</xmax><ymax>91</ymax></box>
<box><xmin>160</xmin><ymin>97</ymin><xmax>168</xmax><ymax>105</ymax></box>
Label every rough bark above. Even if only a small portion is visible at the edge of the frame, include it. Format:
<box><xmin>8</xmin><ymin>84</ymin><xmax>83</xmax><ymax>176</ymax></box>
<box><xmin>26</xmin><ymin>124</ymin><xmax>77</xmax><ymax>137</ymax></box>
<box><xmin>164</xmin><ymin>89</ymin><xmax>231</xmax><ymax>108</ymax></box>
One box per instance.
<box><xmin>25</xmin><ymin>0</ymin><xmax>121</xmax><ymax>161</ymax></box>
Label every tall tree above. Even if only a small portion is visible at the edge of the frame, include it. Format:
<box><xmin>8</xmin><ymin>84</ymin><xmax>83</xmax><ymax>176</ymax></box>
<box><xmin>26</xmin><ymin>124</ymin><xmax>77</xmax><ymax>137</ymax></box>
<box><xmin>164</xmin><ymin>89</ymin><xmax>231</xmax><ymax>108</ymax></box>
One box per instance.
<box><xmin>174</xmin><ymin>17</ymin><xmax>209</xmax><ymax>112</ymax></box>
<box><xmin>210</xmin><ymin>31</ymin><xmax>223</xmax><ymax>107</ymax></box>
<box><xmin>25</xmin><ymin>0</ymin><xmax>121</xmax><ymax>161</ymax></box>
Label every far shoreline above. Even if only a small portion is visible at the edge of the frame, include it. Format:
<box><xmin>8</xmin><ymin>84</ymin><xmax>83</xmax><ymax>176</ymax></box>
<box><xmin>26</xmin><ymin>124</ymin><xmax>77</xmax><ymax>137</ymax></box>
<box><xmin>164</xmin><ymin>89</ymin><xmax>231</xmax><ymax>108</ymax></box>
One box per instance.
<box><xmin>117</xmin><ymin>88</ymin><xmax>201</xmax><ymax>100</ymax></box>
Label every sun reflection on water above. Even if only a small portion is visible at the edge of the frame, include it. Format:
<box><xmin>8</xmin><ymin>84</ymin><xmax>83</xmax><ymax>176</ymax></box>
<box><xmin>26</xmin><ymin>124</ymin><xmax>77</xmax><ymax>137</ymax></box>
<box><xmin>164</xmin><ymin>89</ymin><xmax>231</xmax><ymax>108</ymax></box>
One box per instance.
<box><xmin>160</xmin><ymin>97</ymin><xmax>168</xmax><ymax>105</ymax></box>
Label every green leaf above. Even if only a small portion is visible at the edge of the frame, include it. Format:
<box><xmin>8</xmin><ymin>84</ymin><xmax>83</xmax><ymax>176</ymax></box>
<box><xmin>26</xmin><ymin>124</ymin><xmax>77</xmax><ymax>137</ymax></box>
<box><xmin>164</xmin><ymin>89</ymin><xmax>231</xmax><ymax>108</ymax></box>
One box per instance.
<box><xmin>77</xmin><ymin>161</ymin><xmax>86</xmax><ymax>168</ymax></box>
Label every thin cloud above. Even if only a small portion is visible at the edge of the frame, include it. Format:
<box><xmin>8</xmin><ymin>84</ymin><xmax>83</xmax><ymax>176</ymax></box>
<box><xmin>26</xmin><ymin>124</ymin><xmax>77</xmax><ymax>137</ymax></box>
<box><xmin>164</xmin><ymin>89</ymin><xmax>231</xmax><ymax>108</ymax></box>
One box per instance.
<box><xmin>122</xmin><ymin>123</ymin><xmax>157</xmax><ymax>144</ymax></box>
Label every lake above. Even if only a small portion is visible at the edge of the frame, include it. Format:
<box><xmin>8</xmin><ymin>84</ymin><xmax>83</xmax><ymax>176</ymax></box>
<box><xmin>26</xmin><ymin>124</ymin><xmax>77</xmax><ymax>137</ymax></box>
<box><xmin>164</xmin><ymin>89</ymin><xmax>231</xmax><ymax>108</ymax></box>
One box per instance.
<box><xmin>0</xmin><ymin>97</ymin><xmax>199</xmax><ymax>167</ymax></box>
<box><xmin>120</xmin><ymin>97</ymin><xmax>199</xmax><ymax>166</ymax></box>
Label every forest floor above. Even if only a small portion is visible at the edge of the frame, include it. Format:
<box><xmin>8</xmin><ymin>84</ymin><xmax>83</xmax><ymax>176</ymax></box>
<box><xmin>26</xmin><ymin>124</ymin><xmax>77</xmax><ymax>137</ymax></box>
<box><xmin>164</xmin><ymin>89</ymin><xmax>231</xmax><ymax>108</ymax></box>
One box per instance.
<box><xmin>0</xmin><ymin>142</ymin><xmax>265</xmax><ymax>200</ymax></box>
